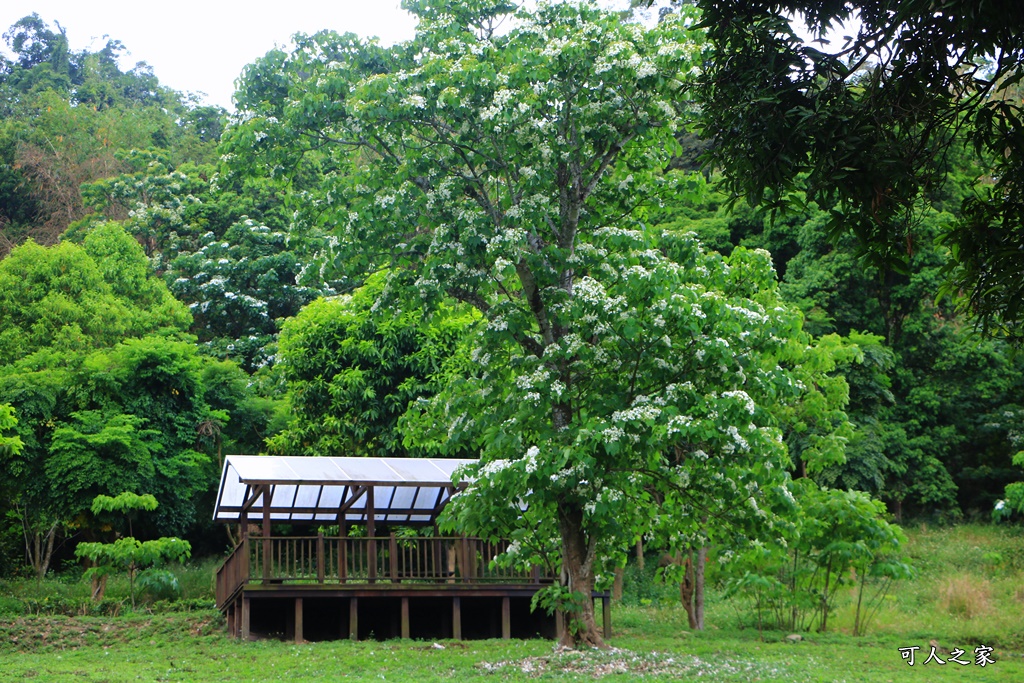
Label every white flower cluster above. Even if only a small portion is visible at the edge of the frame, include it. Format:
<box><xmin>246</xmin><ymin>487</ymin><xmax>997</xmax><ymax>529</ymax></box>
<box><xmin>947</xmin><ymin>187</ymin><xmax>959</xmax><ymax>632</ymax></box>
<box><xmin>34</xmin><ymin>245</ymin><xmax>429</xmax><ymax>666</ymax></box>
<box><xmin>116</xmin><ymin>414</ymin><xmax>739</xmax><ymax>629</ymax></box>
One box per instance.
<box><xmin>611</xmin><ymin>398</ymin><xmax>662</xmax><ymax>424</ymax></box>
<box><xmin>722</xmin><ymin>390</ymin><xmax>756</xmax><ymax>415</ymax></box>
<box><xmin>666</xmin><ymin>414</ymin><xmax>694</xmax><ymax>436</ymax></box>
<box><xmin>479</xmin><ymin>459</ymin><xmax>512</xmax><ymax>478</ymax></box>
<box><xmin>524</xmin><ymin>446</ymin><xmax>540</xmax><ymax>474</ymax></box>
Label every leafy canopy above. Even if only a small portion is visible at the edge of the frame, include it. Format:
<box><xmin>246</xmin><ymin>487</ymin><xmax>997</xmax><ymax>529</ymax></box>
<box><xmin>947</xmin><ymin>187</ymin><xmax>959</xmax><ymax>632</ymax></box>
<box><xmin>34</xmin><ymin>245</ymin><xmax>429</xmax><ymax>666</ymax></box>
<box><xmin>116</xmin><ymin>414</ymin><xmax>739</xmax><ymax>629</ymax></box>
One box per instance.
<box><xmin>233</xmin><ymin>0</ymin><xmax>862</xmax><ymax>645</ymax></box>
<box><xmin>695</xmin><ymin>0</ymin><xmax>1024</xmax><ymax>340</ymax></box>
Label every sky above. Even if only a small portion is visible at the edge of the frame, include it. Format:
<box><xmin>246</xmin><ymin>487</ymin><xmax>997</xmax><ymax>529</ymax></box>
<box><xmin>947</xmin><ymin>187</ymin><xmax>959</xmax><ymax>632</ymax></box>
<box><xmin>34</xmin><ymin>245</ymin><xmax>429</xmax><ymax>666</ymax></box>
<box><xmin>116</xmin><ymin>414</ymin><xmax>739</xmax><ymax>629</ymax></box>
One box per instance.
<box><xmin>0</xmin><ymin>1</ymin><xmax>420</xmax><ymax>110</ymax></box>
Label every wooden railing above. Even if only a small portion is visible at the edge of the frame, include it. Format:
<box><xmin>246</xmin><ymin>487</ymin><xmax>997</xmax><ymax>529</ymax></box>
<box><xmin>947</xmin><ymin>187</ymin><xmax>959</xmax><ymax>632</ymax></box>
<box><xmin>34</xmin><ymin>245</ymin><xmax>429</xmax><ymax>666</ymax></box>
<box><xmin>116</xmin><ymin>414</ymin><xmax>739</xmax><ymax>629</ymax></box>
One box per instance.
<box><xmin>215</xmin><ymin>535</ymin><xmax>549</xmax><ymax>608</ymax></box>
<box><xmin>215</xmin><ymin>536</ymin><xmax>250</xmax><ymax>606</ymax></box>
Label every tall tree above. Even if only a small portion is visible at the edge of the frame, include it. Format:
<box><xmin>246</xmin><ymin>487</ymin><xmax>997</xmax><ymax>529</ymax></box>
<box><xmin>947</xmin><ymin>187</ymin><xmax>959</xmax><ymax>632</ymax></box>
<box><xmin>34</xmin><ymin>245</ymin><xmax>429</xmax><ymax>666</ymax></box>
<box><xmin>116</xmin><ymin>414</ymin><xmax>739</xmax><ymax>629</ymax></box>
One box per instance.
<box><xmin>233</xmin><ymin>0</ymin><xmax>852</xmax><ymax>646</ymax></box>
<box><xmin>695</xmin><ymin>0</ymin><xmax>1024</xmax><ymax>339</ymax></box>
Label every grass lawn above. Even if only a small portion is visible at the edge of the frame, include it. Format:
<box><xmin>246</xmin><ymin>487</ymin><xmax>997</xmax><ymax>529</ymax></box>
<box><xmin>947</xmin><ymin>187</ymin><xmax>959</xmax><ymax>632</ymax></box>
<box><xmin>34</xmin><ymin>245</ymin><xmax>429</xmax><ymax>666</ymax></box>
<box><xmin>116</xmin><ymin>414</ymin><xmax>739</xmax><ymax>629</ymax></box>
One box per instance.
<box><xmin>0</xmin><ymin>610</ymin><xmax>1019</xmax><ymax>682</ymax></box>
<box><xmin>1</xmin><ymin>524</ymin><xmax>1022</xmax><ymax>682</ymax></box>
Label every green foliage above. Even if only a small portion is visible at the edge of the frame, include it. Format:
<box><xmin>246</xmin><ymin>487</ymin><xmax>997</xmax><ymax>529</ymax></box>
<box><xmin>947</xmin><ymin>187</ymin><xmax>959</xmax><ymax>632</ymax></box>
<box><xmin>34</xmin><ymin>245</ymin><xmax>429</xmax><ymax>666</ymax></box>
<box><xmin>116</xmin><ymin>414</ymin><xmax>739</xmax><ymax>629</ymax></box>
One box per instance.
<box><xmin>75</xmin><ymin>536</ymin><xmax>191</xmax><ymax>607</ymax></box>
<box><xmin>0</xmin><ymin>14</ymin><xmax>224</xmax><ymax>246</ymax></box>
<box><xmin>90</xmin><ymin>493</ymin><xmax>159</xmax><ymax>517</ymax></box>
<box><xmin>270</xmin><ymin>273</ymin><xmax>475</xmax><ymax>458</ymax></box>
<box><xmin>74</xmin><ymin>493</ymin><xmax>190</xmax><ymax>607</ymax></box>
<box><xmin>134</xmin><ymin>568</ymin><xmax>182</xmax><ymax>602</ymax></box>
<box><xmin>0</xmin><ymin>229</ymin><xmax>190</xmax><ymax>365</ymax></box>
<box><xmin>0</xmin><ymin>402</ymin><xmax>23</xmax><ymax>457</ymax></box>
<box><xmin>696</xmin><ymin>0</ymin><xmax>1024</xmax><ymax>342</ymax></box>
<box><xmin>46</xmin><ymin>411</ymin><xmax>161</xmax><ymax>522</ymax></box>
<box><xmin>721</xmin><ymin>479</ymin><xmax>910</xmax><ymax>635</ymax></box>
<box><xmin>72</xmin><ymin>151</ymin><xmax>334</xmax><ymax>370</ymax></box>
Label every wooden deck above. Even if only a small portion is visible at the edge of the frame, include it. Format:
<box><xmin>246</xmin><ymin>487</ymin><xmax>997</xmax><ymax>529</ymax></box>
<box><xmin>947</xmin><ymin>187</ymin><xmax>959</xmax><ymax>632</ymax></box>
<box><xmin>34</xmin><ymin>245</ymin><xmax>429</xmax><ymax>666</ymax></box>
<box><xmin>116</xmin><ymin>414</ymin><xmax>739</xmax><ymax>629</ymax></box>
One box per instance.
<box><xmin>215</xmin><ymin>535</ymin><xmax>608</xmax><ymax>641</ymax></box>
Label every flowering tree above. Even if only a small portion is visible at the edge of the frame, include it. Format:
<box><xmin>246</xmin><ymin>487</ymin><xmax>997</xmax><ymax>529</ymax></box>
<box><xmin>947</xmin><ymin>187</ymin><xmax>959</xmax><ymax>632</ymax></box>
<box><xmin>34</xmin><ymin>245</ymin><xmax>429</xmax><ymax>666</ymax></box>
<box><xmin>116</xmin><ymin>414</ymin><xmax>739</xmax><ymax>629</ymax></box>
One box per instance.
<box><xmin>232</xmin><ymin>0</ymin><xmax>849</xmax><ymax>646</ymax></box>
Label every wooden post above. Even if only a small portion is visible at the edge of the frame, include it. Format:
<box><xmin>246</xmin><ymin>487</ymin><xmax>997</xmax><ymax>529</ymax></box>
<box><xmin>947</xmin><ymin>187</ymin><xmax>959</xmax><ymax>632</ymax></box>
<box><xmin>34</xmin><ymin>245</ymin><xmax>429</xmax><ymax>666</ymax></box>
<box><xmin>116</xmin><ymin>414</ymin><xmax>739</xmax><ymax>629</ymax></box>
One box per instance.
<box><xmin>295</xmin><ymin>598</ymin><xmax>304</xmax><ymax>644</ymax></box>
<box><xmin>367</xmin><ymin>488</ymin><xmax>377</xmax><ymax>583</ymax></box>
<box><xmin>241</xmin><ymin>527</ymin><xmax>250</xmax><ymax>584</ymax></box>
<box><xmin>262</xmin><ymin>485</ymin><xmax>272</xmax><ymax>581</ymax></box>
<box><xmin>460</xmin><ymin>536</ymin><xmax>469</xmax><ymax>581</ymax></box>
<box><xmin>389</xmin><ymin>533</ymin><xmax>399</xmax><ymax>583</ymax></box>
<box><xmin>317</xmin><ymin>532</ymin><xmax>325</xmax><ymax>583</ymax></box>
<box><xmin>555</xmin><ymin>610</ymin><xmax>564</xmax><ymax>641</ymax></box>
<box><xmin>432</xmin><ymin>536</ymin><xmax>441</xmax><ymax>580</ymax></box>
<box><xmin>339</xmin><ymin>524</ymin><xmax>348</xmax><ymax>583</ymax></box>
<box><xmin>241</xmin><ymin>596</ymin><xmax>251</xmax><ymax>640</ymax></box>
<box><xmin>401</xmin><ymin>597</ymin><xmax>410</xmax><ymax>639</ymax></box>
<box><xmin>602</xmin><ymin>595</ymin><xmax>611</xmax><ymax>639</ymax></box>
<box><xmin>502</xmin><ymin>596</ymin><xmax>511</xmax><ymax>640</ymax></box>
<box><xmin>452</xmin><ymin>597</ymin><xmax>462</xmax><ymax>640</ymax></box>
<box><xmin>349</xmin><ymin>598</ymin><xmax>359</xmax><ymax>641</ymax></box>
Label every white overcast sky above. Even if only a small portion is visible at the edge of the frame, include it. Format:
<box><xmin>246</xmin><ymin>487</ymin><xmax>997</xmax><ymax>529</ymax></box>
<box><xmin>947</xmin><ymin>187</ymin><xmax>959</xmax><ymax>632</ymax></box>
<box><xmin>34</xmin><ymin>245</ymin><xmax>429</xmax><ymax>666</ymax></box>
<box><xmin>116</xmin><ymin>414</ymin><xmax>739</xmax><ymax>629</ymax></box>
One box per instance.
<box><xmin>0</xmin><ymin>1</ymin><xmax>420</xmax><ymax>110</ymax></box>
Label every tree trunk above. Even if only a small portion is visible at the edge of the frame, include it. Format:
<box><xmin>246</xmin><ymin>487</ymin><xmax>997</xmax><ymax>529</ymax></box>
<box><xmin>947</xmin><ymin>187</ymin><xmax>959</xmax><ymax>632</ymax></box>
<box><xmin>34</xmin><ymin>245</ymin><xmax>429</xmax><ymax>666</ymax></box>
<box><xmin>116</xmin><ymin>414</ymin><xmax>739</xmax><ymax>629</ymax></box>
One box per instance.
<box><xmin>612</xmin><ymin>565</ymin><xmax>624</xmax><ymax>602</ymax></box>
<box><xmin>91</xmin><ymin>573</ymin><xmax>108</xmax><ymax>601</ymax></box>
<box><xmin>25</xmin><ymin>521</ymin><xmax>58</xmax><ymax>580</ymax></box>
<box><xmin>557</xmin><ymin>501</ymin><xmax>604</xmax><ymax>648</ymax></box>
<box><xmin>694</xmin><ymin>544</ymin><xmax>707</xmax><ymax>631</ymax></box>
<box><xmin>679</xmin><ymin>551</ymin><xmax>697</xmax><ymax>629</ymax></box>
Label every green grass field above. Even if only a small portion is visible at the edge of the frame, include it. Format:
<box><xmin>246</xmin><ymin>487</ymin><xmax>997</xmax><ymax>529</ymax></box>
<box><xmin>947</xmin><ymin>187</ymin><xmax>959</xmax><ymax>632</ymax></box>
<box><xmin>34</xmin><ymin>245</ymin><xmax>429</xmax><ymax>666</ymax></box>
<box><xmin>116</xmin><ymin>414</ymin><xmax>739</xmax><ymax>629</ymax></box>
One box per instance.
<box><xmin>1</xmin><ymin>524</ymin><xmax>1022</xmax><ymax>682</ymax></box>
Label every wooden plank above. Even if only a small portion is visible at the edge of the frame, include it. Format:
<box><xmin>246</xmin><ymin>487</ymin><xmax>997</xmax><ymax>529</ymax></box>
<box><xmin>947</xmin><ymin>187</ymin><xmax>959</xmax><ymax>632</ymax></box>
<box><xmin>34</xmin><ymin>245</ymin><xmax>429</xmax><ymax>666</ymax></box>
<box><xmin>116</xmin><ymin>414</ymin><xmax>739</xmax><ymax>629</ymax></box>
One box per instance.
<box><xmin>452</xmin><ymin>596</ymin><xmax>462</xmax><ymax>640</ymax></box>
<box><xmin>295</xmin><ymin>598</ymin><xmax>304</xmax><ymax>644</ymax></box>
<box><xmin>349</xmin><ymin>597</ymin><xmax>359</xmax><ymax>641</ymax></box>
<box><xmin>241</xmin><ymin>597</ymin><xmax>251</xmax><ymax>640</ymax></box>
<box><xmin>502</xmin><ymin>596</ymin><xmax>511</xmax><ymax>640</ymax></box>
<box><xmin>401</xmin><ymin>597</ymin><xmax>410</xmax><ymax>639</ymax></box>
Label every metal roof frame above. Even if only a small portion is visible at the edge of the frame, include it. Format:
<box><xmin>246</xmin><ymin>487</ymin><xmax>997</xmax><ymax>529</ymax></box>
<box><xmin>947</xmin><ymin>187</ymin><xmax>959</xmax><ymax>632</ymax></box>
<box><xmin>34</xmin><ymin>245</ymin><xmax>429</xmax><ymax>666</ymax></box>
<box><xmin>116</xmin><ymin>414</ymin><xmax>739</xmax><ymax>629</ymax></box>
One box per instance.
<box><xmin>213</xmin><ymin>455</ymin><xmax>474</xmax><ymax>525</ymax></box>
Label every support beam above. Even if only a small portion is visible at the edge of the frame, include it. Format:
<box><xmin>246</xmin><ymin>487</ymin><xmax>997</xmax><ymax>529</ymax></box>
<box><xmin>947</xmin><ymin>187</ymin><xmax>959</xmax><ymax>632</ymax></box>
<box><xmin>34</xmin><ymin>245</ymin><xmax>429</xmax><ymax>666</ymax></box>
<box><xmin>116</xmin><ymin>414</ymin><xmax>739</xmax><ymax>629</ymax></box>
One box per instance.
<box><xmin>452</xmin><ymin>597</ymin><xmax>462</xmax><ymax>640</ymax></box>
<box><xmin>337</xmin><ymin>485</ymin><xmax>368</xmax><ymax>515</ymax></box>
<box><xmin>349</xmin><ymin>598</ymin><xmax>359</xmax><ymax>641</ymax></box>
<box><xmin>401</xmin><ymin>597</ymin><xmax>410</xmax><ymax>639</ymax></box>
<box><xmin>241</xmin><ymin>597</ymin><xmax>251</xmax><ymax>640</ymax></box>
<box><xmin>502</xmin><ymin>596</ymin><xmax>511</xmax><ymax>640</ymax></box>
<box><xmin>295</xmin><ymin>598</ymin><xmax>304</xmax><ymax>644</ymax></box>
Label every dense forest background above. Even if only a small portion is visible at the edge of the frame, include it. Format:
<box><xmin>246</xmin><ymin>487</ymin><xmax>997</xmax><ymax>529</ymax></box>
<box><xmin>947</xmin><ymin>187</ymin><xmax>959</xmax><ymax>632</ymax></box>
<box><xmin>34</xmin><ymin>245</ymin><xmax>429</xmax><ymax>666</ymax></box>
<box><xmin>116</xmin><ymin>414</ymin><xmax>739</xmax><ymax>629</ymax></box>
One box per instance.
<box><xmin>0</xmin><ymin>5</ymin><xmax>1021</xmax><ymax>586</ymax></box>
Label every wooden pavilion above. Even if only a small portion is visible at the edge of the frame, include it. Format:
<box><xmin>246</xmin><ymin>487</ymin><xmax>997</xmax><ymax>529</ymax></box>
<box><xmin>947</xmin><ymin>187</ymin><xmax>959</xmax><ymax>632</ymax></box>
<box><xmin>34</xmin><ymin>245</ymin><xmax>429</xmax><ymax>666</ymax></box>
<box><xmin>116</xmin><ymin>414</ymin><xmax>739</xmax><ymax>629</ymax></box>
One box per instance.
<box><xmin>213</xmin><ymin>455</ymin><xmax>610</xmax><ymax>642</ymax></box>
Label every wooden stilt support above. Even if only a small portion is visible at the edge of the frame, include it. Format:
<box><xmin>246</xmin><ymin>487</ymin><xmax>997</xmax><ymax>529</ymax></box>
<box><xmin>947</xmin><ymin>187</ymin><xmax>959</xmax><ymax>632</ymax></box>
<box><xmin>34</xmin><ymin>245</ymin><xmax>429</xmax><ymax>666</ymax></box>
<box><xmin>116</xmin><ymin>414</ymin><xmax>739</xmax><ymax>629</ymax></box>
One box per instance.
<box><xmin>453</xmin><ymin>597</ymin><xmax>462</xmax><ymax>640</ymax></box>
<box><xmin>295</xmin><ymin>598</ymin><xmax>304</xmax><ymax>644</ymax></box>
<box><xmin>241</xmin><ymin>597</ymin><xmax>251</xmax><ymax>640</ymax></box>
<box><xmin>502</xmin><ymin>596</ymin><xmax>511</xmax><ymax>640</ymax></box>
<box><xmin>349</xmin><ymin>598</ymin><xmax>359</xmax><ymax>641</ymax></box>
<box><xmin>401</xmin><ymin>597</ymin><xmax>410</xmax><ymax>639</ymax></box>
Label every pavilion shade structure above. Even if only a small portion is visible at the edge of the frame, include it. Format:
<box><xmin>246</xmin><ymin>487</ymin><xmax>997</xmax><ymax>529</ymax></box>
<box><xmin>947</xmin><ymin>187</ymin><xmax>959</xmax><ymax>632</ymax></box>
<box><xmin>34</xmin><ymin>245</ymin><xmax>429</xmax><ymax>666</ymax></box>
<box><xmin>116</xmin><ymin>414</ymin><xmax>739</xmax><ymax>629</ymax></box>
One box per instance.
<box><xmin>213</xmin><ymin>455</ymin><xmax>475</xmax><ymax>525</ymax></box>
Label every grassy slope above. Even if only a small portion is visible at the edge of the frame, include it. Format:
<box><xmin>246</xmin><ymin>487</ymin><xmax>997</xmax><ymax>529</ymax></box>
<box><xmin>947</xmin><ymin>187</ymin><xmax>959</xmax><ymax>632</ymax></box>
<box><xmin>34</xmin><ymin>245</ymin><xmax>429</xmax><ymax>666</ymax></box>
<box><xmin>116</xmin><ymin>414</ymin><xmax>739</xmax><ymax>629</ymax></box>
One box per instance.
<box><xmin>0</xmin><ymin>524</ymin><xmax>1021</xmax><ymax>682</ymax></box>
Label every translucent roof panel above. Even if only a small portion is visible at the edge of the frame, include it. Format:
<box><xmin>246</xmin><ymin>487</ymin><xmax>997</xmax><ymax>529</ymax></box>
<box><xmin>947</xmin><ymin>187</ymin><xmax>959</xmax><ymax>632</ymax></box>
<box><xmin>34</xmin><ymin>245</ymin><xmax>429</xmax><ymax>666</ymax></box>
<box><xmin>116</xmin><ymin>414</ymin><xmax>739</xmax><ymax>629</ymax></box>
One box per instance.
<box><xmin>213</xmin><ymin>455</ymin><xmax>474</xmax><ymax>524</ymax></box>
